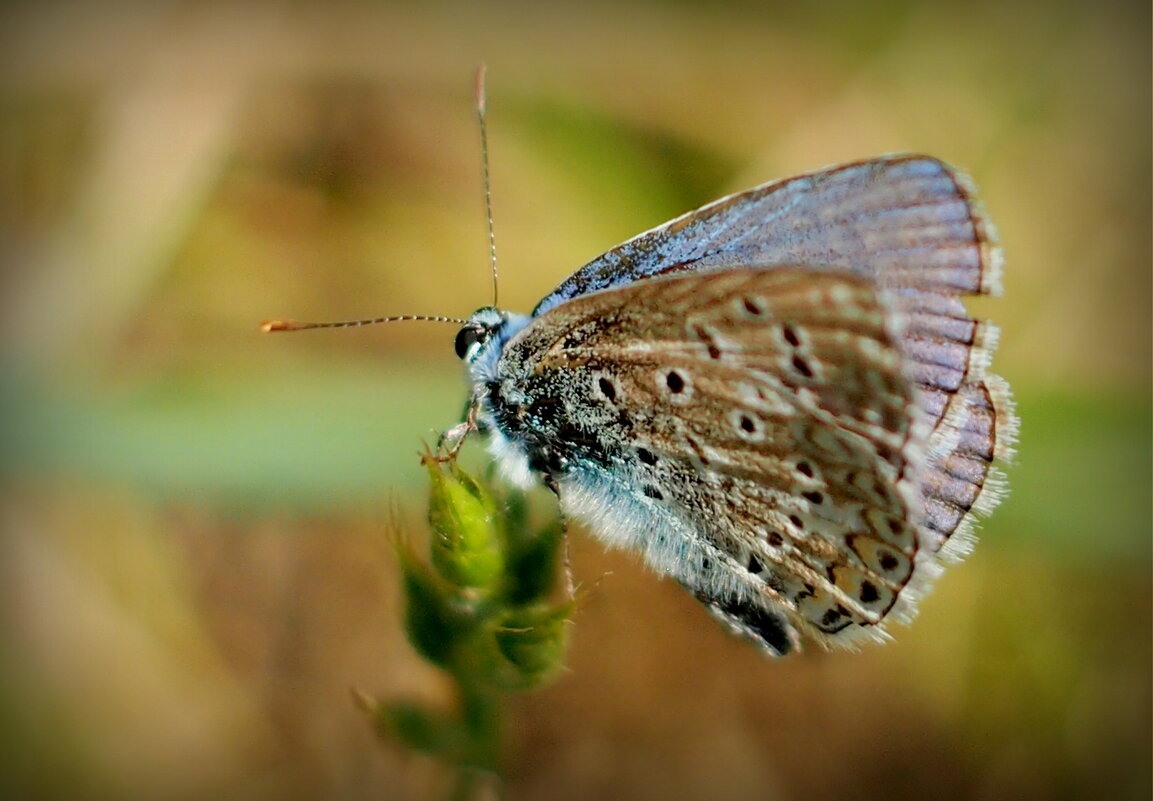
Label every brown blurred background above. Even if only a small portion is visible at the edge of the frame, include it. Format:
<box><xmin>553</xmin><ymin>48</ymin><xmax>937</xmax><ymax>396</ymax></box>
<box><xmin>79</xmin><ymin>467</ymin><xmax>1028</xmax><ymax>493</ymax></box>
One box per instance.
<box><xmin>1</xmin><ymin>1</ymin><xmax>1148</xmax><ymax>800</ymax></box>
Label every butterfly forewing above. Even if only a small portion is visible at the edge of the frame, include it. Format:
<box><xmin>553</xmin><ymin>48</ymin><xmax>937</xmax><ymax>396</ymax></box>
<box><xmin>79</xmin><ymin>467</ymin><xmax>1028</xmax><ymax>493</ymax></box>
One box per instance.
<box><xmin>534</xmin><ymin>156</ymin><xmax>999</xmax><ymax>315</ymax></box>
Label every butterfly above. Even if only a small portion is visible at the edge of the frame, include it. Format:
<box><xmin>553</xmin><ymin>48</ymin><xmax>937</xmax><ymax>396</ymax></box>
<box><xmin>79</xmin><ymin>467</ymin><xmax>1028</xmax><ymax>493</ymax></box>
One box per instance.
<box><xmin>448</xmin><ymin>154</ymin><xmax>1015</xmax><ymax>656</ymax></box>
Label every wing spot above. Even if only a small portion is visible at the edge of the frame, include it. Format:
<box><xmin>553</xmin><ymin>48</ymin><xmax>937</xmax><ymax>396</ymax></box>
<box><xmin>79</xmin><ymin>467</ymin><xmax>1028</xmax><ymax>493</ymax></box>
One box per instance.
<box><xmin>637</xmin><ymin>447</ymin><xmax>658</xmax><ymax>465</ymax></box>
<box><xmin>820</xmin><ymin>604</ymin><xmax>850</xmax><ymax>631</ymax></box>
<box><xmin>792</xmin><ymin>355</ymin><xmax>814</xmax><ymax>379</ymax></box>
<box><xmin>802</xmin><ymin>490</ymin><xmax>824</xmax><ymax>505</ymax></box>
<box><xmin>879</xmin><ymin>551</ymin><xmax>900</xmax><ymax>572</ymax></box>
<box><xmin>860</xmin><ymin>581</ymin><xmax>880</xmax><ymax>604</ymax></box>
<box><xmin>642</xmin><ymin>485</ymin><xmax>664</xmax><ymax>501</ymax></box>
<box><xmin>782</xmin><ymin>324</ymin><xmax>801</xmax><ymax>347</ymax></box>
<box><xmin>665</xmin><ymin>370</ymin><xmax>686</xmax><ymax>393</ymax></box>
<box><xmin>597</xmin><ymin>376</ymin><xmax>617</xmax><ymax>402</ymax></box>
<box><xmin>767</xmin><ymin>531</ymin><xmax>784</xmax><ymax>547</ymax></box>
<box><xmin>788</xmin><ymin>514</ymin><xmax>804</xmax><ymax>530</ymax></box>
<box><xmin>690</xmin><ymin>323</ymin><xmax>723</xmax><ymax>360</ymax></box>
<box><xmin>796</xmin><ymin>461</ymin><xmax>814</xmax><ymax>478</ymax></box>
<box><xmin>747</xmin><ymin>554</ymin><xmax>764</xmax><ymax>574</ymax></box>
<box><xmin>731</xmin><ymin>410</ymin><xmax>765</xmax><ymax>442</ymax></box>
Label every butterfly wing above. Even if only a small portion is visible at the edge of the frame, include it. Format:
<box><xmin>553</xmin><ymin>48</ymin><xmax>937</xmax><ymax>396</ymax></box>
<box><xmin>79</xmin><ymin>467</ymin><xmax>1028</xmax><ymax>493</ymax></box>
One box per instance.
<box><xmin>534</xmin><ymin>155</ymin><xmax>1000</xmax><ymax>314</ymax></box>
<box><xmin>534</xmin><ymin>154</ymin><xmax>1013</xmax><ymax>554</ymax></box>
<box><xmin>498</xmin><ymin>266</ymin><xmax>942</xmax><ymax>651</ymax></box>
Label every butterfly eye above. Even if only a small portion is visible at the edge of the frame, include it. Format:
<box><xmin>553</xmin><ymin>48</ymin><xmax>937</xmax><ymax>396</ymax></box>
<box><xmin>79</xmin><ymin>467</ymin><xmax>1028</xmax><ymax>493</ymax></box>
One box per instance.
<box><xmin>454</xmin><ymin>324</ymin><xmax>488</xmax><ymax>361</ymax></box>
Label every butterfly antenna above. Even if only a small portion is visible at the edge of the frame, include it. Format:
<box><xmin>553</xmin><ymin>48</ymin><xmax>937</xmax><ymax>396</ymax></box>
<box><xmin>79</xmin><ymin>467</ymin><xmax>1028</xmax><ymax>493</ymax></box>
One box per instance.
<box><xmin>260</xmin><ymin>314</ymin><xmax>465</xmax><ymax>332</ymax></box>
<box><xmin>475</xmin><ymin>63</ymin><xmax>499</xmax><ymax>308</ymax></box>
<box><xmin>264</xmin><ymin>69</ymin><xmax>498</xmax><ymax>335</ymax></box>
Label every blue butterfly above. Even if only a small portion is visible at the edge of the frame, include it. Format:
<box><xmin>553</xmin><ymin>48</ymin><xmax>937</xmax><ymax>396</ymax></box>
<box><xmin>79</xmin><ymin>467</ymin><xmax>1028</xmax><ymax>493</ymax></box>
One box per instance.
<box><xmin>450</xmin><ymin>155</ymin><xmax>1014</xmax><ymax>655</ymax></box>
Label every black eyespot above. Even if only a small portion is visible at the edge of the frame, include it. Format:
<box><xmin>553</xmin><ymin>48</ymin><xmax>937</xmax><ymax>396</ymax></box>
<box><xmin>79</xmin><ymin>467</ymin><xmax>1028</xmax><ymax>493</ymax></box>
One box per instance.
<box><xmin>739</xmin><ymin>415</ymin><xmax>756</xmax><ymax>433</ymax></box>
<box><xmin>637</xmin><ymin>447</ymin><xmax>658</xmax><ymax>465</ymax></box>
<box><xmin>796</xmin><ymin>461</ymin><xmax>814</xmax><ymax>478</ymax></box>
<box><xmin>690</xmin><ymin>324</ymin><xmax>722</xmax><ymax>360</ymax></box>
<box><xmin>820</xmin><ymin>605</ymin><xmax>850</xmax><ymax>631</ymax></box>
<box><xmin>454</xmin><ymin>325</ymin><xmax>486</xmax><ymax>360</ymax></box>
<box><xmin>802</xmin><ymin>491</ymin><xmax>824</xmax><ymax>505</ymax></box>
<box><xmin>642</xmin><ymin>485</ymin><xmax>664</xmax><ymax>501</ymax></box>
<box><xmin>782</xmin><ymin>324</ymin><xmax>800</xmax><ymax>347</ymax></box>
<box><xmin>791</xmin><ymin>355</ymin><xmax>813</xmax><ymax>378</ymax></box>
<box><xmin>665</xmin><ymin>371</ymin><xmax>685</xmax><ymax>393</ymax></box>
<box><xmin>598</xmin><ymin>376</ymin><xmax>617</xmax><ymax>401</ymax></box>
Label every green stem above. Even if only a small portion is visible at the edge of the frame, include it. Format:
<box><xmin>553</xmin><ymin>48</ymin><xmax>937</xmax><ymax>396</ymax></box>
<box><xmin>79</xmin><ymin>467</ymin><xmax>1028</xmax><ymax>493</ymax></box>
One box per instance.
<box><xmin>458</xmin><ymin>680</ymin><xmax>501</xmax><ymax>773</ymax></box>
<box><xmin>450</xmin><ymin>682</ymin><xmax>503</xmax><ymax>801</ymax></box>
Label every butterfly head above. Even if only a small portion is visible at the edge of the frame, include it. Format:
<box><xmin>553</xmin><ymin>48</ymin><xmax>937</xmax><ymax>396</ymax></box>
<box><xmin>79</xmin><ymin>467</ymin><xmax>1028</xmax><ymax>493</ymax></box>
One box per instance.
<box><xmin>454</xmin><ymin>307</ymin><xmax>503</xmax><ymax>362</ymax></box>
<box><xmin>455</xmin><ymin>307</ymin><xmax>531</xmax><ymax>376</ymax></box>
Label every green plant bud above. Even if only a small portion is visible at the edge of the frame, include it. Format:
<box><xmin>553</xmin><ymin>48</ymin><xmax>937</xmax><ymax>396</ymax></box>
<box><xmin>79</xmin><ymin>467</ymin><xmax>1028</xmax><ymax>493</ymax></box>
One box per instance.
<box><xmin>492</xmin><ymin>603</ymin><xmax>572</xmax><ymax>689</ymax></box>
<box><xmin>399</xmin><ymin>548</ymin><xmax>469</xmax><ymax>668</ymax></box>
<box><xmin>503</xmin><ymin>519</ymin><xmax>564</xmax><ymax>605</ymax></box>
<box><xmin>426</xmin><ymin>458</ymin><xmax>504</xmax><ymax>589</ymax></box>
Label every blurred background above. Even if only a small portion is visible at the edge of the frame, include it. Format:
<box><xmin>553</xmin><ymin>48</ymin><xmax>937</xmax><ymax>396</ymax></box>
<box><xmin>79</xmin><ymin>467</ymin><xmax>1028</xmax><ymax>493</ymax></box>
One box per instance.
<box><xmin>1</xmin><ymin>1</ymin><xmax>1148</xmax><ymax>799</ymax></box>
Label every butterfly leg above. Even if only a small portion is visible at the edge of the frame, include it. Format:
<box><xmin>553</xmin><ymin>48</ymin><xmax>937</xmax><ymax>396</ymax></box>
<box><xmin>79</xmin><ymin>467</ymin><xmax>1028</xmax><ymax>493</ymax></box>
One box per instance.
<box><xmin>549</xmin><ymin>508</ymin><xmax>575</xmax><ymax>599</ymax></box>
<box><xmin>435</xmin><ymin>394</ymin><xmax>484</xmax><ymax>461</ymax></box>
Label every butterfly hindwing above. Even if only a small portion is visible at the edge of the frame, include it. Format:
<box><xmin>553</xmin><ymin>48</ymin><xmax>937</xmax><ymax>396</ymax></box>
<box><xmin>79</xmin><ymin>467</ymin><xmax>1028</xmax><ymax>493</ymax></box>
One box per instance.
<box><xmin>530</xmin><ymin>155</ymin><xmax>1010</xmax><ymax>554</ymax></box>
<box><xmin>496</xmin><ymin>266</ymin><xmax>936</xmax><ymax>648</ymax></box>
